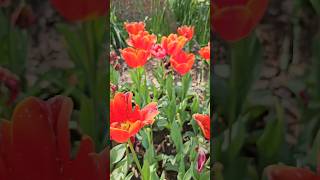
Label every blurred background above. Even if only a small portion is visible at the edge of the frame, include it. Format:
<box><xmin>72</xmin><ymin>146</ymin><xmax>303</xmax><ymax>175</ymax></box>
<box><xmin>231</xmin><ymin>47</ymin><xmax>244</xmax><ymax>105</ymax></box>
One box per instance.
<box><xmin>0</xmin><ymin>0</ymin><xmax>107</xmax><ymax>151</ymax></box>
<box><xmin>213</xmin><ymin>0</ymin><xmax>320</xmax><ymax>179</ymax></box>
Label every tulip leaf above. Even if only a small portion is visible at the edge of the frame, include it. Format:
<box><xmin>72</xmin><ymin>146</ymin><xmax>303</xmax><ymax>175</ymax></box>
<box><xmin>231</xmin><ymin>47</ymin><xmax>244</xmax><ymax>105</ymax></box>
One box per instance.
<box><xmin>170</xmin><ymin>120</ymin><xmax>183</xmax><ymax>152</ymax></box>
<box><xmin>110</xmin><ymin>144</ymin><xmax>126</xmax><ymax>164</ymax></box>
<box><xmin>307</xmin><ymin>128</ymin><xmax>320</xmax><ymax>168</ymax></box>
<box><xmin>226</xmin><ymin>116</ymin><xmax>247</xmax><ymax>160</ymax></box>
<box><xmin>257</xmin><ymin>100</ymin><xmax>285</xmax><ymax>160</ymax></box>
<box><xmin>142</xmin><ymin>158</ymin><xmax>150</xmax><ymax>180</ymax></box>
<box><xmin>228</xmin><ymin>34</ymin><xmax>262</xmax><ymax>124</ymax></box>
<box><xmin>183</xmin><ymin>163</ymin><xmax>193</xmax><ymax>180</ymax></box>
<box><xmin>79</xmin><ymin>95</ymin><xmax>96</xmax><ymax>141</ymax></box>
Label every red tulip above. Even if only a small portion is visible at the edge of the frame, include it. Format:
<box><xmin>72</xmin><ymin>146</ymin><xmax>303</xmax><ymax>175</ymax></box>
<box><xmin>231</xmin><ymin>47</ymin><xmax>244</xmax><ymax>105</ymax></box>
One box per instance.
<box><xmin>193</xmin><ymin>114</ymin><xmax>210</xmax><ymax>139</ymax></box>
<box><xmin>120</xmin><ymin>47</ymin><xmax>150</xmax><ymax>68</ymax></box>
<box><xmin>264</xmin><ymin>165</ymin><xmax>319</xmax><ymax>180</ymax></box>
<box><xmin>0</xmin><ymin>96</ymin><xmax>107</xmax><ymax>180</ymax></box>
<box><xmin>170</xmin><ymin>51</ymin><xmax>195</xmax><ymax>75</ymax></box>
<box><xmin>110</xmin><ymin>92</ymin><xmax>159</xmax><ymax>143</ymax></box>
<box><xmin>161</xmin><ymin>34</ymin><xmax>188</xmax><ymax>56</ymax></box>
<box><xmin>51</xmin><ymin>0</ymin><xmax>107</xmax><ymax>22</ymax></box>
<box><xmin>124</xmin><ymin>22</ymin><xmax>145</xmax><ymax>35</ymax></box>
<box><xmin>11</xmin><ymin>4</ymin><xmax>36</xmax><ymax>29</ymax></box>
<box><xmin>198</xmin><ymin>43</ymin><xmax>210</xmax><ymax>61</ymax></box>
<box><xmin>213</xmin><ymin>0</ymin><xmax>269</xmax><ymax>41</ymax></box>
<box><xmin>177</xmin><ymin>25</ymin><xmax>194</xmax><ymax>41</ymax></box>
<box><xmin>150</xmin><ymin>44</ymin><xmax>166</xmax><ymax>59</ymax></box>
<box><xmin>127</xmin><ymin>31</ymin><xmax>157</xmax><ymax>50</ymax></box>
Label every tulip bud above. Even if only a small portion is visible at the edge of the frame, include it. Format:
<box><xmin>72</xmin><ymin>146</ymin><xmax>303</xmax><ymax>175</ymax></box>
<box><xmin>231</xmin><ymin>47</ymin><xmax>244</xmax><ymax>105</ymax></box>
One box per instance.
<box><xmin>11</xmin><ymin>4</ymin><xmax>36</xmax><ymax>29</ymax></box>
<box><xmin>196</xmin><ymin>147</ymin><xmax>207</xmax><ymax>173</ymax></box>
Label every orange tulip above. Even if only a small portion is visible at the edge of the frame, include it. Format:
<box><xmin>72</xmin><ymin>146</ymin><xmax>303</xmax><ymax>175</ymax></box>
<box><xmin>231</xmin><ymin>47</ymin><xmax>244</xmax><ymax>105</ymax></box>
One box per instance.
<box><xmin>51</xmin><ymin>0</ymin><xmax>107</xmax><ymax>22</ymax></box>
<box><xmin>161</xmin><ymin>34</ymin><xmax>188</xmax><ymax>56</ymax></box>
<box><xmin>170</xmin><ymin>51</ymin><xmax>195</xmax><ymax>75</ymax></box>
<box><xmin>124</xmin><ymin>21</ymin><xmax>145</xmax><ymax>35</ymax></box>
<box><xmin>120</xmin><ymin>47</ymin><xmax>150</xmax><ymax>68</ymax></box>
<box><xmin>177</xmin><ymin>25</ymin><xmax>194</xmax><ymax>41</ymax></box>
<box><xmin>264</xmin><ymin>165</ymin><xmax>319</xmax><ymax>180</ymax></box>
<box><xmin>127</xmin><ymin>31</ymin><xmax>157</xmax><ymax>50</ymax></box>
<box><xmin>193</xmin><ymin>114</ymin><xmax>210</xmax><ymax>139</ymax></box>
<box><xmin>110</xmin><ymin>92</ymin><xmax>159</xmax><ymax>143</ymax></box>
<box><xmin>0</xmin><ymin>96</ymin><xmax>107</xmax><ymax>180</ymax></box>
<box><xmin>213</xmin><ymin>0</ymin><xmax>269</xmax><ymax>41</ymax></box>
<box><xmin>198</xmin><ymin>43</ymin><xmax>210</xmax><ymax>61</ymax></box>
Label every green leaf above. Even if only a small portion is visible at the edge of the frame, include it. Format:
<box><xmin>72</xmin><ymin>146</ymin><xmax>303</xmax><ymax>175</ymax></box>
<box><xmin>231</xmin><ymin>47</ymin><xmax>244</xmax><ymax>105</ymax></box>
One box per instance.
<box><xmin>183</xmin><ymin>164</ymin><xmax>193</xmax><ymax>180</ymax></box>
<box><xmin>142</xmin><ymin>158</ymin><xmax>150</xmax><ymax>180</ymax></box>
<box><xmin>110</xmin><ymin>144</ymin><xmax>126</xmax><ymax>164</ymax></box>
<box><xmin>79</xmin><ymin>95</ymin><xmax>96</xmax><ymax>141</ymax></box>
<box><xmin>257</xmin><ymin>100</ymin><xmax>285</xmax><ymax>159</ymax></box>
<box><xmin>226</xmin><ymin>116</ymin><xmax>247</xmax><ymax>160</ymax></box>
<box><xmin>199</xmin><ymin>170</ymin><xmax>210</xmax><ymax>180</ymax></box>
<box><xmin>307</xmin><ymin>128</ymin><xmax>320</xmax><ymax>167</ymax></box>
<box><xmin>170</xmin><ymin>120</ymin><xmax>183</xmax><ymax>152</ymax></box>
<box><xmin>228</xmin><ymin>34</ymin><xmax>263</xmax><ymax>124</ymax></box>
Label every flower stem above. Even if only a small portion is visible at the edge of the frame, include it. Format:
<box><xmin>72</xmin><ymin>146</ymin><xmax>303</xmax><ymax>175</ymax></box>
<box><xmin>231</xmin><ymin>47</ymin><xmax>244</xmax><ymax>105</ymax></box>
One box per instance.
<box><xmin>128</xmin><ymin>139</ymin><xmax>143</xmax><ymax>174</ymax></box>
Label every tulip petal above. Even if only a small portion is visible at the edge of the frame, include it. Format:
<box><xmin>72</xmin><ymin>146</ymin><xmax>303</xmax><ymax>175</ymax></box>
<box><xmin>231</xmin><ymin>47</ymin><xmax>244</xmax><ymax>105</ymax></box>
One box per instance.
<box><xmin>110</xmin><ymin>127</ymin><xmax>131</xmax><ymax>143</ymax></box>
<box><xmin>68</xmin><ymin>136</ymin><xmax>99</xmax><ymax>180</ymax></box>
<box><xmin>11</xmin><ymin>97</ymin><xmax>59</xmax><ymax>179</ymax></box>
<box><xmin>213</xmin><ymin>6</ymin><xmax>253</xmax><ymax>41</ymax></box>
<box><xmin>140</xmin><ymin>102</ymin><xmax>159</xmax><ymax>125</ymax></box>
<box><xmin>0</xmin><ymin>120</ymin><xmax>11</xmax><ymax>179</ymax></box>
<box><xmin>264</xmin><ymin>165</ymin><xmax>319</xmax><ymax>180</ymax></box>
<box><xmin>47</xmin><ymin>96</ymin><xmax>73</xmax><ymax>164</ymax></box>
<box><xmin>51</xmin><ymin>0</ymin><xmax>106</xmax><ymax>22</ymax></box>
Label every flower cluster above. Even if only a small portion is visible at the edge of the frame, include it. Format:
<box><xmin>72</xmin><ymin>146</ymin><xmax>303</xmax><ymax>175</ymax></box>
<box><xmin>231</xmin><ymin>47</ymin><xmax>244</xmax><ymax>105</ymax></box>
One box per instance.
<box><xmin>120</xmin><ymin>22</ymin><xmax>210</xmax><ymax>75</ymax></box>
<box><xmin>110</xmin><ymin>92</ymin><xmax>159</xmax><ymax>143</ymax></box>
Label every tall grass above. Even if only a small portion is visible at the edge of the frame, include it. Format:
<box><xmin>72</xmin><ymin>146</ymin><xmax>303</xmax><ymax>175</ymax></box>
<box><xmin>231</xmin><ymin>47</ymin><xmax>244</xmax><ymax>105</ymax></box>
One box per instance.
<box><xmin>110</xmin><ymin>0</ymin><xmax>210</xmax><ymax>47</ymax></box>
<box><xmin>110</xmin><ymin>6</ymin><xmax>126</xmax><ymax>49</ymax></box>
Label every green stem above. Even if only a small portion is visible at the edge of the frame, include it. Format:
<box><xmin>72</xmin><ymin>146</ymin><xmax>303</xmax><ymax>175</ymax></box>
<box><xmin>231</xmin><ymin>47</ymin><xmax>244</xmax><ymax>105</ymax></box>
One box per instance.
<box><xmin>128</xmin><ymin>139</ymin><xmax>143</xmax><ymax>175</ymax></box>
<box><xmin>144</xmin><ymin>67</ymin><xmax>148</xmax><ymax>104</ymax></box>
<box><xmin>126</xmin><ymin>143</ymin><xmax>130</xmax><ymax>170</ymax></box>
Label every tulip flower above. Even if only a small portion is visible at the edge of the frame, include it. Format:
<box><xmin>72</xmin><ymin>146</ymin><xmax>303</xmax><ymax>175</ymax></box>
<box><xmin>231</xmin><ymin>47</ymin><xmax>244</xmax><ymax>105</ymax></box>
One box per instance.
<box><xmin>0</xmin><ymin>67</ymin><xmax>20</xmax><ymax>105</ymax></box>
<box><xmin>150</xmin><ymin>44</ymin><xmax>166</xmax><ymax>59</ymax></box>
<box><xmin>177</xmin><ymin>25</ymin><xmax>194</xmax><ymax>41</ymax></box>
<box><xmin>198</xmin><ymin>43</ymin><xmax>210</xmax><ymax>61</ymax></box>
<box><xmin>11</xmin><ymin>4</ymin><xmax>36</xmax><ymax>29</ymax></box>
<box><xmin>161</xmin><ymin>34</ymin><xmax>188</xmax><ymax>56</ymax></box>
<box><xmin>170</xmin><ymin>51</ymin><xmax>195</xmax><ymax>75</ymax></box>
<box><xmin>51</xmin><ymin>0</ymin><xmax>107</xmax><ymax>22</ymax></box>
<box><xmin>120</xmin><ymin>47</ymin><xmax>150</xmax><ymax>68</ymax></box>
<box><xmin>110</xmin><ymin>92</ymin><xmax>159</xmax><ymax>143</ymax></box>
<box><xmin>196</xmin><ymin>147</ymin><xmax>207</xmax><ymax>173</ymax></box>
<box><xmin>127</xmin><ymin>31</ymin><xmax>157</xmax><ymax>50</ymax></box>
<box><xmin>264</xmin><ymin>165</ymin><xmax>320</xmax><ymax>180</ymax></box>
<box><xmin>0</xmin><ymin>96</ymin><xmax>107</xmax><ymax>180</ymax></box>
<box><xmin>193</xmin><ymin>114</ymin><xmax>210</xmax><ymax>139</ymax></box>
<box><xmin>124</xmin><ymin>21</ymin><xmax>146</xmax><ymax>35</ymax></box>
<box><xmin>213</xmin><ymin>0</ymin><xmax>269</xmax><ymax>41</ymax></box>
